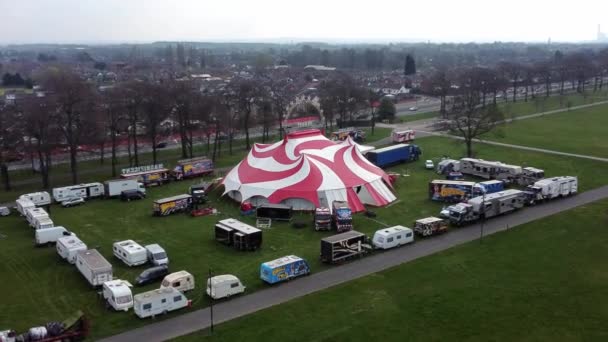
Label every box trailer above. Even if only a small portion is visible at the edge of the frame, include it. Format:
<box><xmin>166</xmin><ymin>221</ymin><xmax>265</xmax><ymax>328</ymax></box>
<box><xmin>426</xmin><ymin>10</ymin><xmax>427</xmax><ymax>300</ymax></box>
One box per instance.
<box><xmin>366</xmin><ymin>144</ymin><xmax>422</xmax><ymax>168</ymax></box>
<box><xmin>16</xmin><ymin>198</ymin><xmax>36</xmax><ymax>216</ymax></box>
<box><xmin>429</xmin><ymin>180</ymin><xmax>477</xmax><ymax>203</ymax></box>
<box><xmin>260</xmin><ymin>255</ymin><xmax>310</xmax><ymax>284</ymax></box>
<box><xmin>171</xmin><ymin>157</ymin><xmax>214</xmax><ymax>180</ymax></box>
<box><xmin>372</xmin><ymin>226</ymin><xmax>414</xmax><ymax>249</ymax></box>
<box><xmin>104</xmin><ymin>179</ymin><xmax>146</xmax><ymax>198</ymax></box>
<box><xmin>113</xmin><ymin>240</ymin><xmax>148</xmax><ymax>267</ymax></box>
<box><xmin>524</xmin><ymin>176</ymin><xmax>578</xmax><ymax>204</ymax></box>
<box><xmin>413</xmin><ymin>217</ymin><xmax>449</xmax><ymax>237</ymax></box>
<box><xmin>445</xmin><ymin>189</ymin><xmax>525</xmax><ymax>225</ymax></box>
<box><xmin>102</xmin><ymin>279</ymin><xmax>133</xmax><ymax>312</ymax></box>
<box><xmin>256</xmin><ymin>203</ymin><xmax>293</xmax><ymax>221</ymax></box>
<box><xmin>35</xmin><ymin>226</ymin><xmax>71</xmax><ymax>246</ymax></box>
<box><xmin>25</xmin><ymin>207</ymin><xmax>49</xmax><ymax>227</ymax></box>
<box><xmin>121</xmin><ymin>165</ymin><xmax>170</xmax><ymax>187</ymax></box>
<box><xmin>391</xmin><ymin>129</ymin><xmax>416</xmax><ymax>144</ymax></box>
<box><xmin>56</xmin><ymin>235</ymin><xmax>87</xmax><ymax>264</ymax></box>
<box><xmin>133</xmin><ymin>287</ymin><xmax>189</xmax><ymax>319</ymax></box>
<box><xmin>320</xmin><ymin>230</ymin><xmax>372</xmax><ymax>264</ymax></box>
<box><xmin>75</xmin><ymin>249</ymin><xmax>113</xmax><ymax>287</ymax></box>
<box><xmin>214</xmin><ymin>218</ymin><xmax>262</xmax><ymax>251</ymax></box>
<box><xmin>52</xmin><ymin>183</ymin><xmax>104</xmax><ymax>203</ymax></box>
<box><xmin>332</xmin><ymin>201</ymin><xmax>353</xmax><ymax>233</ymax></box>
<box><xmin>18</xmin><ymin>191</ymin><xmax>51</xmax><ymax>207</ymax></box>
<box><xmin>153</xmin><ymin>194</ymin><xmax>192</xmax><ymax>216</ymax></box>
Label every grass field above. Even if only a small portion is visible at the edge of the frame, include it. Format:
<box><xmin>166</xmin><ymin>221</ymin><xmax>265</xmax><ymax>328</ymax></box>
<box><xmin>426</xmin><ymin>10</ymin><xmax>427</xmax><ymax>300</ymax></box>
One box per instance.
<box><xmin>1</xmin><ymin>134</ymin><xmax>607</xmax><ymax>339</ymax></box>
<box><xmin>175</xmin><ymin>198</ymin><xmax>608</xmax><ymax>342</ymax></box>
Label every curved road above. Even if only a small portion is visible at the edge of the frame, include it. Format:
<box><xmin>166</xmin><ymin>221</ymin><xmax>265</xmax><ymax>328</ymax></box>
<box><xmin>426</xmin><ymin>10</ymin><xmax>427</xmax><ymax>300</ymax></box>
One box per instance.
<box><xmin>98</xmin><ymin>185</ymin><xmax>608</xmax><ymax>342</ymax></box>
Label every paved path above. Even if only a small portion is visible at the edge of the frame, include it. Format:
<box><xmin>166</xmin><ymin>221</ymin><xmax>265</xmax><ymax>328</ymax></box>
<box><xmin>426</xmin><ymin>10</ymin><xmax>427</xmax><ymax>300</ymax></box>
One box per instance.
<box><xmin>98</xmin><ymin>186</ymin><xmax>608</xmax><ymax>342</ymax></box>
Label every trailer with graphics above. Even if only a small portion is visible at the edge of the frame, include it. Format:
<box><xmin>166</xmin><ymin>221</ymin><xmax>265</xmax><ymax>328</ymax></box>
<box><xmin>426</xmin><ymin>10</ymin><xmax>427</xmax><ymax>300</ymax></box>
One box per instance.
<box><xmin>171</xmin><ymin>157</ymin><xmax>214</xmax><ymax>180</ymax></box>
<box><xmin>429</xmin><ymin>180</ymin><xmax>477</xmax><ymax>203</ymax></box>
<box><xmin>320</xmin><ymin>230</ymin><xmax>372</xmax><ymax>264</ymax></box>
<box><xmin>153</xmin><ymin>194</ymin><xmax>192</xmax><ymax>216</ymax></box>
<box><xmin>121</xmin><ymin>164</ymin><xmax>170</xmax><ymax>187</ymax></box>
<box><xmin>391</xmin><ymin>129</ymin><xmax>415</xmax><ymax>143</ymax></box>
<box><xmin>260</xmin><ymin>255</ymin><xmax>310</xmax><ymax>284</ymax></box>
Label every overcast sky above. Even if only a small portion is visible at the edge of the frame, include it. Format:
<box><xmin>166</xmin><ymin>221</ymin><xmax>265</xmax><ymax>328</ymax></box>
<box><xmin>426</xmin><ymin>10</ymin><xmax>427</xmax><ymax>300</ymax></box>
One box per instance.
<box><xmin>2</xmin><ymin>0</ymin><xmax>607</xmax><ymax>44</ymax></box>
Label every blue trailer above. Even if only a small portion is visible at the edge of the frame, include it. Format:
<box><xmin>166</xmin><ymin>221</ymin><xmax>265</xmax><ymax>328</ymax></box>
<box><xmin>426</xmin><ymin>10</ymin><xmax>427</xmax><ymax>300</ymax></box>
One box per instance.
<box><xmin>366</xmin><ymin>144</ymin><xmax>422</xmax><ymax>168</ymax></box>
<box><xmin>260</xmin><ymin>255</ymin><xmax>310</xmax><ymax>284</ymax></box>
<box><xmin>476</xmin><ymin>180</ymin><xmax>505</xmax><ymax>194</ymax></box>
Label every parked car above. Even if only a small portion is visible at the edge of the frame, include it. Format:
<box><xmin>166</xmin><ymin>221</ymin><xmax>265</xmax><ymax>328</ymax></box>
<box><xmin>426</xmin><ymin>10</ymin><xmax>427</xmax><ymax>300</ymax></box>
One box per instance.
<box><xmin>155</xmin><ymin>142</ymin><xmax>168</xmax><ymax>148</ymax></box>
<box><xmin>120</xmin><ymin>190</ymin><xmax>146</xmax><ymax>201</ymax></box>
<box><xmin>409</xmin><ymin>106</ymin><xmax>418</xmax><ymax>111</ymax></box>
<box><xmin>61</xmin><ymin>197</ymin><xmax>85</xmax><ymax>208</ymax></box>
<box><xmin>425</xmin><ymin>160</ymin><xmax>435</xmax><ymax>169</ymax></box>
<box><xmin>135</xmin><ymin>265</ymin><xmax>170</xmax><ymax>286</ymax></box>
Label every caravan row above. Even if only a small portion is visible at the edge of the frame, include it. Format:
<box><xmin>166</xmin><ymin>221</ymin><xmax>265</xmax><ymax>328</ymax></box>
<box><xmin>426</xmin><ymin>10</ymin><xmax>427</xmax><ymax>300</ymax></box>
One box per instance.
<box><xmin>436</xmin><ymin>158</ymin><xmax>545</xmax><ymax>185</ymax></box>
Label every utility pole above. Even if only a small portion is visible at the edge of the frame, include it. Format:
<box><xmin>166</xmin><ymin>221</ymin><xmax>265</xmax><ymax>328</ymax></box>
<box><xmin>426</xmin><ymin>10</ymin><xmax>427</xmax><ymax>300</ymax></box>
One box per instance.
<box><xmin>208</xmin><ymin>268</ymin><xmax>214</xmax><ymax>335</ymax></box>
<box><xmin>480</xmin><ymin>191</ymin><xmax>486</xmax><ymax>243</ymax></box>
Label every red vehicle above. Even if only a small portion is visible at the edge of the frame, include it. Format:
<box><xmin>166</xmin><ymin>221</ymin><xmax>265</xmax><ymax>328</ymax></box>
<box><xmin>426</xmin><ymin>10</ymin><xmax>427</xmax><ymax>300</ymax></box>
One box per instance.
<box><xmin>391</xmin><ymin>129</ymin><xmax>415</xmax><ymax>144</ymax></box>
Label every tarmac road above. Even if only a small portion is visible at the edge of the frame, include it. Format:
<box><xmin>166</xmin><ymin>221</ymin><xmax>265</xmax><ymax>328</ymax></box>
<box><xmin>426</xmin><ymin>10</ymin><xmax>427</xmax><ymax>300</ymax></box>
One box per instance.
<box><xmin>98</xmin><ymin>185</ymin><xmax>608</xmax><ymax>342</ymax></box>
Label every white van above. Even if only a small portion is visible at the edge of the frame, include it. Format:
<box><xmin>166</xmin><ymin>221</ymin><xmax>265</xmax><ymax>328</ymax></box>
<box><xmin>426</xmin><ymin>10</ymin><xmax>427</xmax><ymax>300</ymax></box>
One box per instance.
<box><xmin>25</xmin><ymin>207</ymin><xmax>49</xmax><ymax>227</ymax></box>
<box><xmin>145</xmin><ymin>244</ymin><xmax>169</xmax><ymax>266</ymax></box>
<box><xmin>206</xmin><ymin>274</ymin><xmax>245</xmax><ymax>299</ymax></box>
<box><xmin>160</xmin><ymin>271</ymin><xmax>195</xmax><ymax>293</ymax></box>
<box><xmin>35</xmin><ymin>226</ymin><xmax>70</xmax><ymax>246</ymax></box>
<box><xmin>372</xmin><ymin>226</ymin><xmax>414</xmax><ymax>250</ymax></box>
<box><xmin>19</xmin><ymin>191</ymin><xmax>51</xmax><ymax>207</ymax></box>
<box><xmin>16</xmin><ymin>198</ymin><xmax>36</xmax><ymax>216</ymax></box>
<box><xmin>113</xmin><ymin>240</ymin><xmax>147</xmax><ymax>267</ymax></box>
<box><xmin>56</xmin><ymin>235</ymin><xmax>88</xmax><ymax>264</ymax></box>
<box><xmin>133</xmin><ymin>287</ymin><xmax>189</xmax><ymax>319</ymax></box>
<box><xmin>102</xmin><ymin>279</ymin><xmax>134</xmax><ymax>312</ymax></box>
<box><xmin>76</xmin><ymin>249</ymin><xmax>113</xmax><ymax>287</ymax></box>
<box><xmin>33</xmin><ymin>217</ymin><xmax>54</xmax><ymax>230</ymax></box>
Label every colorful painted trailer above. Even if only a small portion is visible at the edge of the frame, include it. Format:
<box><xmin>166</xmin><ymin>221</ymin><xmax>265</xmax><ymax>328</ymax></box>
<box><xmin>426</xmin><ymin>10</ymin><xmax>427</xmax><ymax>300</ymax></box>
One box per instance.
<box><xmin>121</xmin><ymin>165</ymin><xmax>170</xmax><ymax>187</ymax></box>
<box><xmin>171</xmin><ymin>157</ymin><xmax>214</xmax><ymax>180</ymax></box>
<box><xmin>260</xmin><ymin>255</ymin><xmax>310</xmax><ymax>284</ymax></box>
<box><xmin>153</xmin><ymin>194</ymin><xmax>192</xmax><ymax>216</ymax></box>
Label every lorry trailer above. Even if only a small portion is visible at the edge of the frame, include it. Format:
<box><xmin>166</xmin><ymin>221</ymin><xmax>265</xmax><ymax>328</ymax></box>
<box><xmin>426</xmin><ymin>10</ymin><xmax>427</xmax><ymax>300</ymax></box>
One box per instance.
<box><xmin>153</xmin><ymin>194</ymin><xmax>192</xmax><ymax>216</ymax></box>
<box><xmin>171</xmin><ymin>157</ymin><xmax>214</xmax><ymax>180</ymax></box>
<box><xmin>366</xmin><ymin>144</ymin><xmax>422</xmax><ymax>168</ymax></box>
<box><xmin>121</xmin><ymin>164</ymin><xmax>169</xmax><ymax>187</ymax></box>
<box><xmin>320</xmin><ymin>230</ymin><xmax>372</xmax><ymax>264</ymax></box>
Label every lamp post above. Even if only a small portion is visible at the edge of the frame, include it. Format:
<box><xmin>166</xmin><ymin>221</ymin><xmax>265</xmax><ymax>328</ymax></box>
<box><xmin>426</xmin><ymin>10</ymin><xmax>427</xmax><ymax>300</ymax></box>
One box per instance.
<box><xmin>208</xmin><ymin>267</ymin><xmax>214</xmax><ymax>335</ymax></box>
<box><xmin>480</xmin><ymin>190</ymin><xmax>486</xmax><ymax>243</ymax></box>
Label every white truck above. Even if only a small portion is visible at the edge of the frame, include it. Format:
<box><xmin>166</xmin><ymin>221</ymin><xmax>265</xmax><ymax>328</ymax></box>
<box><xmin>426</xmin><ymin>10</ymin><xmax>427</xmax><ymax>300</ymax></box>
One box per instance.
<box><xmin>524</xmin><ymin>176</ymin><xmax>578</xmax><ymax>204</ymax></box>
<box><xmin>145</xmin><ymin>244</ymin><xmax>169</xmax><ymax>266</ymax></box>
<box><xmin>16</xmin><ymin>198</ymin><xmax>36</xmax><ymax>217</ymax></box>
<box><xmin>56</xmin><ymin>235</ymin><xmax>88</xmax><ymax>263</ymax></box>
<box><xmin>103</xmin><ymin>179</ymin><xmax>146</xmax><ymax>198</ymax></box>
<box><xmin>372</xmin><ymin>226</ymin><xmax>414</xmax><ymax>249</ymax></box>
<box><xmin>113</xmin><ymin>240</ymin><xmax>148</xmax><ymax>267</ymax></box>
<box><xmin>102</xmin><ymin>279</ymin><xmax>134</xmax><ymax>312</ymax></box>
<box><xmin>133</xmin><ymin>287</ymin><xmax>189</xmax><ymax>319</ymax></box>
<box><xmin>18</xmin><ymin>191</ymin><xmax>51</xmax><ymax>207</ymax></box>
<box><xmin>35</xmin><ymin>226</ymin><xmax>71</xmax><ymax>246</ymax></box>
<box><xmin>33</xmin><ymin>217</ymin><xmax>54</xmax><ymax>230</ymax></box>
<box><xmin>25</xmin><ymin>207</ymin><xmax>49</xmax><ymax>227</ymax></box>
<box><xmin>52</xmin><ymin>182</ymin><xmax>104</xmax><ymax>203</ymax></box>
<box><xmin>75</xmin><ymin>249</ymin><xmax>113</xmax><ymax>287</ymax></box>
<box><xmin>206</xmin><ymin>274</ymin><xmax>246</xmax><ymax>299</ymax></box>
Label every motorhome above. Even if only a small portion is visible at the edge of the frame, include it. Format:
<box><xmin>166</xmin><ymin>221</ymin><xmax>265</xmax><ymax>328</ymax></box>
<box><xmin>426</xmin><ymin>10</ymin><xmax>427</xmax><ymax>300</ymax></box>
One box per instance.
<box><xmin>372</xmin><ymin>226</ymin><xmax>414</xmax><ymax>250</ymax></box>
<box><xmin>33</xmin><ymin>217</ymin><xmax>54</xmax><ymax>230</ymax></box>
<box><xmin>113</xmin><ymin>240</ymin><xmax>148</xmax><ymax>267</ymax></box>
<box><xmin>76</xmin><ymin>249</ymin><xmax>113</xmax><ymax>287</ymax></box>
<box><xmin>214</xmin><ymin>218</ymin><xmax>263</xmax><ymax>251</ymax></box>
<box><xmin>25</xmin><ymin>207</ymin><xmax>49</xmax><ymax>227</ymax></box>
<box><xmin>133</xmin><ymin>287</ymin><xmax>189</xmax><ymax>319</ymax></box>
<box><xmin>16</xmin><ymin>198</ymin><xmax>35</xmax><ymax>216</ymax></box>
<box><xmin>52</xmin><ymin>183</ymin><xmax>104</xmax><ymax>202</ymax></box>
<box><xmin>102</xmin><ymin>280</ymin><xmax>134</xmax><ymax>312</ymax></box>
<box><xmin>206</xmin><ymin>275</ymin><xmax>246</xmax><ymax>299</ymax></box>
<box><xmin>18</xmin><ymin>191</ymin><xmax>51</xmax><ymax>207</ymax></box>
<box><xmin>160</xmin><ymin>271</ymin><xmax>195</xmax><ymax>293</ymax></box>
<box><xmin>525</xmin><ymin>176</ymin><xmax>578</xmax><ymax>203</ymax></box>
<box><xmin>35</xmin><ymin>226</ymin><xmax>70</xmax><ymax>246</ymax></box>
<box><xmin>145</xmin><ymin>244</ymin><xmax>169</xmax><ymax>266</ymax></box>
<box><xmin>56</xmin><ymin>235</ymin><xmax>88</xmax><ymax>264</ymax></box>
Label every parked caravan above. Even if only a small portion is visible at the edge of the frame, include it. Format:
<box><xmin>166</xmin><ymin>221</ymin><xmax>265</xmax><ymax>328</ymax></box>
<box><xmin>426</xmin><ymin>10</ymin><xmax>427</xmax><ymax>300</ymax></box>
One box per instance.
<box><xmin>113</xmin><ymin>240</ymin><xmax>148</xmax><ymax>267</ymax></box>
<box><xmin>413</xmin><ymin>217</ymin><xmax>449</xmax><ymax>237</ymax></box>
<box><xmin>133</xmin><ymin>287</ymin><xmax>189</xmax><ymax>319</ymax></box>
<box><xmin>206</xmin><ymin>275</ymin><xmax>246</xmax><ymax>299</ymax></box>
<box><xmin>104</xmin><ymin>179</ymin><xmax>146</xmax><ymax>198</ymax></box>
<box><xmin>35</xmin><ymin>226</ymin><xmax>70</xmax><ymax>246</ymax></box>
<box><xmin>366</xmin><ymin>144</ymin><xmax>422</xmax><ymax>168</ymax></box>
<box><xmin>19</xmin><ymin>191</ymin><xmax>51</xmax><ymax>207</ymax></box>
<box><xmin>256</xmin><ymin>203</ymin><xmax>293</xmax><ymax>221</ymax></box>
<box><xmin>214</xmin><ymin>218</ymin><xmax>263</xmax><ymax>251</ymax></box>
<box><xmin>25</xmin><ymin>207</ymin><xmax>49</xmax><ymax>227</ymax></box>
<box><xmin>102</xmin><ymin>280</ymin><xmax>133</xmax><ymax>312</ymax></box>
<box><xmin>171</xmin><ymin>157</ymin><xmax>214</xmax><ymax>180</ymax></box>
<box><xmin>391</xmin><ymin>129</ymin><xmax>415</xmax><ymax>144</ymax></box>
<box><xmin>372</xmin><ymin>226</ymin><xmax>414</xmax><ymax>249</ymax></box>
<box><xmin>120</xmin><ymin>165</ymin><xmax>169</xmax><ymax>187</ymax></box>
<box><xmin>76</xmin><ymin>249</ymin><xmax>113</xmax><ymax>287</ymax></box>
<box><xmin>145</xmin><ymin>244</ymin><xmax>169</xmax><ymax>266</ymax></box>
<box><xmin>260</xmin><ymin>255</ymin><xmax>310</xmax><ymax>284</ymax></box>
<box><xmin>16</xmin><ymin>198</ymin><xmax>35</xmax><ymax>216</ymax></box>
<box><xmin>33</xmin><ymin>217</ymin><xmax>54</xmax><ymax>230</ymax></box>
<box><xmin>429</xmin><ymin>180</ymin><xmax>477</xmax><ymax>203</ymax></box>
<box><xmin>524</xmin><ymin>176</ymin><xmax>578</xmax><ymax>204</ymax></box>
<box><xmin>160</xmin><ymin>271</ymin><xmax>195</xmax><ymax>292</ymax></box>
<box><xmin>446</xmin><ymin>189</ymin><xmax>525</xmax><ymax>225</ymax></box>
<box><xmin>52</xmin><ymin>183</ymin><xmax>104</xmax><ymax>202</ymax></box>
<box><xmin>320</xmin><ymin>231</ymin><xmax>372</xmax><ymax>263</ymax></box>
<box><xmin>153</xmin><ymin>194</ymin><xmax>192</xmax><ymax>216</ymax></box>
<box><xmin>56</xmin><ymin>235</ymin><xmax>87</xmax><ymax>264</ymax></box>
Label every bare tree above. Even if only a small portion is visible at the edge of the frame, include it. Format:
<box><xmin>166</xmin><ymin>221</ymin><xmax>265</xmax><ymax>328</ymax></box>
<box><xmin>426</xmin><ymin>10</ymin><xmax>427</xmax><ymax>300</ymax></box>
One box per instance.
<box><xmin>100</xmin><ymin>88</ymin><xmax>126</xmax><ymax>177</ymax></box>
<box><xmin>122</xmin><ymin>81</ymin><xmax>145</xmax><ymax>166</ymax></box>
<box><xmin>498</xmin><ymin>61</ymin><xmax>522</xmax><ymax>103</ymax></box>
<box><xmin>231</xmin><ymin>78</ymin><xmax>265</xmax><ymax>150</ymax></box>
<box><xmin>0</xmin><ymin>102</ymin><xmax>22</xmax><ymax>190</ymax></box>
<box><xmin>534</xmin><ymin>60</ymin><xmax>553</xmax><ymax>98</ymax></box>
<box><xmin>140</xmin><ymin>82</ymin><xmax>170</xmax><ymax>165</ymax></box>
<box><xmin>423</xmin><ymin>69</ymin><xmax>451</xmax><ymax>118</ymax></box>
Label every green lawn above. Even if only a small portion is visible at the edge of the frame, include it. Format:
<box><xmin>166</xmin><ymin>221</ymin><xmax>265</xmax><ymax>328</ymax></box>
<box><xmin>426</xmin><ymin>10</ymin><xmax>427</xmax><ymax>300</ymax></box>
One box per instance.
<box><xmin>175</xmin><ymin>198</ymin><xmax>608</xmax><ymax>342</ymax></box>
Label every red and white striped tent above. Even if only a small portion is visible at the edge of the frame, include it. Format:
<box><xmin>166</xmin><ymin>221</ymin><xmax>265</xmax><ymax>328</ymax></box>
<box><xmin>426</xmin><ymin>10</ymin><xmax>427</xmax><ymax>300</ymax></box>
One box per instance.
<box><xmin>222</xmin><ymin>129</ymin><xmax>396</xmax><ymax>212</ymax></box>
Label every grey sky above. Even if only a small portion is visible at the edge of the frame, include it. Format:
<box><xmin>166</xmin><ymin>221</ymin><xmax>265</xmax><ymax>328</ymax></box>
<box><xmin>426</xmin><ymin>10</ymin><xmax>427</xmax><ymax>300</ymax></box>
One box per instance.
<box><xmin>1</xmin><ymin>0</ymin><xmax>607</xmax><ymax>44</ymax></box>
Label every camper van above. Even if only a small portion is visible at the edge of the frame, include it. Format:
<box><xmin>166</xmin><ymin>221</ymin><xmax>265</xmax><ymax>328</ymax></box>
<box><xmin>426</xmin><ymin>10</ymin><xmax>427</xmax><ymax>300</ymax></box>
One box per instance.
<box><xmin>206</xmin><ymin>275</ymin><xmax>246</xmax><ymax>299</ymax></box>
<box><xmin>372</xmin><ymin>226</ymin><xmax>414</xmax><ymax>250</ymax></box>
<box><xmin>133</xmin><ymin>287</ymin><xmax>189</xmax><ymax>319</ymax></box>
<box><xmin>102</xmin><ymin>279</ymin><xmax>134</xmax><ymax>312</ymax></box>
<box><xmin>160</xmin><ymin>271</ymin><xmax>195</xmax><ymax>293</ymax></box>
<box><xmin>52</xmin><ymin>182</ymin><xmax>104</xmax><ymax>203</ymax></box>
<box><xmin>16</xmin><ymin>198</ymin><xmax>36</xmax><ymax>216</ymax></box>
<box><xmin>25</xmin><ymin>207</ymin><xmax>49</xmax><ymax>227</ymax></box>
<box><xmin>56</xmin><ymin>235</ymin><xmax>88</xmax><ymax>263</ymax></box>
<box><xmin>113</xmin><ymin>240</ymin><xmax>148</xmax><ymax>267</ymax></box>
<box><xmin>35</xmin><ymin>226</ymin><xmax>71</xmax><ymax>246</ymax></box>
<box><xmin>33</xmin><ymin>217</ymin><xmax>54</xmax><ymax>230</ymax></box>
<box><xmin>145</xmin><ymin>244</ymin><xmax>169</xmax><ymax>266</ymax></box>
<box><xmin>19</xmin><ymin>191</ymin><xmax>51</xmax><ymax>207</ymax></box>
<box><xmin>76</xmin><ymin>249</ymin><xmax>113</xmax><ymax>287</ymax></box>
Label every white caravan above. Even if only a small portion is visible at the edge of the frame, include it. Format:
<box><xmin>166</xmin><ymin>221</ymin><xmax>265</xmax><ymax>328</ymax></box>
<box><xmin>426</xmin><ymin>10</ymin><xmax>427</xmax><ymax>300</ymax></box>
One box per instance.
<box><xmin>133</xmin><ymin>287</ymin><xmax>189</xmax><ymax>319</ymax></box>
<box><xmin>56</xmin><ymin>235</ymin><xmax>88</xmax><ymax>263</ymax></box>
<box><xmin>206</xmin><ymin>274</ymin><xmax>246</xmax><ymax>299</ymax></box>
<box><xmin>102</xmin><ymin>279</ymin><xmax>134</xmax><ymax>312</ymax></box>
<box><xmin>16</xmin><ymin>198</ymin><xmax>36</xmax><ymax>216</ymax></box>
<box><xmin>160</xmin><ymin>271</ymin><xmax>195</xmax><ymax>292</ymax></box>
<box><xmin>145</xmin><ymin>244</ymin><xmax>169</xmax><ymax>266</ymax></box>
<box><xmin>113</xmin><ymin>240</ymin><xmax>148</xmax><ymax>267</ymax></box>
<box><xmin>25</xmin><ymin>207</ymin><xmax>49</xmax><ymax>227</ymax></box>
<box><xmin>33</xmin><ymin>217</ymin><xmax>54</xmax><ymax>230</ymax></box>
<box><xmin>52</xmin><ymin>182</ymin><xmax>104</xmax><ymax>202</ymax></box>
<box><xmin>18</xmin><ymin>191</ymin><xmax>51</xmax><ymax>207</ymax></box>
<box><xmin>35</xmin><ymin>226</ymin><xmax>70</xmax><ymax>246</ymax></box>
<box><xmin>76</xmin><ymin>249</ymin><xmax>113</xmax><ymax>287</ymax></box>
<box><xmin>372</xmin><ymin>226</ymin><xmax>415</xmax><ymax>250</ymax></box>
<box><xmin>103</xmin><ymin>179</ymin><xmax>146</xmax><ymax>198</ymax></box>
